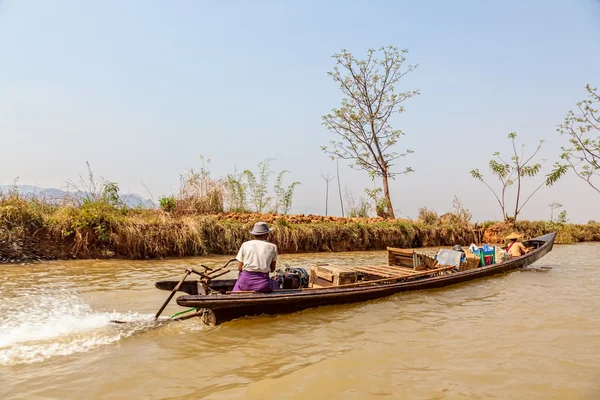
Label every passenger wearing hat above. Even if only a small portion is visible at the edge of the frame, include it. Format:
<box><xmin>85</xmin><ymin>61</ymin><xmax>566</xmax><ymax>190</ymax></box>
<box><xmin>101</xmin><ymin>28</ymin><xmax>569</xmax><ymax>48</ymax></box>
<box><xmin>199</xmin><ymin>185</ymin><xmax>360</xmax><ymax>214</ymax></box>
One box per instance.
<box><xmin>232</xmin><ymin>222</ymin><xmax>280</xmax><ymax>293</ymax></box>
<box><xmin>505</xmin><ymin>232</ymin><xmax>529</xmax><ymax>257</ymax></box>
<box><xmin>453</xmin><ymin>245</ymin><xmax>466</xmax><ymax>263</ymax></box>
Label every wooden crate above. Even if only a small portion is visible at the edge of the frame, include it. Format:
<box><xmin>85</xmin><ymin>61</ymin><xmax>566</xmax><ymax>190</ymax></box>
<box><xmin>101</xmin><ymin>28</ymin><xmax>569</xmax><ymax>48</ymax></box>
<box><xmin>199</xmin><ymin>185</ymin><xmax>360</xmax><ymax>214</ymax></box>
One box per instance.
<box><xmin>387</xmin><ymin>247</ymin><xmax>415</xmax><ymax>268</ymax></box>
<box><xmin>387</xmin><ymin>247</ymin><xmax>436</xmax><ymax>271</ymax></box>
<box><xmin>310</xmin><ymin>264</ymin><xmax>358</xmax><ymax>287</ymax></box>
<box><xmin>415</xmin><ymin>253</ymin><xmax>436</xmax><ymax>270</ymax></box>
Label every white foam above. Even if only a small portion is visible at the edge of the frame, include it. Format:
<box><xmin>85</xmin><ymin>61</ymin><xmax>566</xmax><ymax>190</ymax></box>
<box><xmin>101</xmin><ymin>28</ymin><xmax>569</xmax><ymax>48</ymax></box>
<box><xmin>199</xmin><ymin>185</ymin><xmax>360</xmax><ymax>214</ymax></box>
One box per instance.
<box><xmin>0</xmin><ymin>289</ymin><xmax>158</xmax><ymax>366</ymax></box>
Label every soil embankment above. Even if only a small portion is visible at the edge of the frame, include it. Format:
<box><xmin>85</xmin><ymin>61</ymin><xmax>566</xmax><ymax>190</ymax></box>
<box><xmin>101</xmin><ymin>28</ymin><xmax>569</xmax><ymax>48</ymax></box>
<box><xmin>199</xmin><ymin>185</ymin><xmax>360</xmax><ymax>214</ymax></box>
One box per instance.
<box><xmin>1</xmin><ymin>199</ymin><xmax>599</xmax><ymax>263</ymax></box>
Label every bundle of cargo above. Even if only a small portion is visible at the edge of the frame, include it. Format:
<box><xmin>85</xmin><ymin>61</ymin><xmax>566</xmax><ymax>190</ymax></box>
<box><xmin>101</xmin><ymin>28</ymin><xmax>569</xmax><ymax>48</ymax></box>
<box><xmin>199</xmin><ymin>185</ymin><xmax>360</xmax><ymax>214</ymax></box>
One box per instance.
<box><xmin>388</xmin><ymin>245</ymin><xmax>482</xmax><ymax>273</ymax></box>
<box><xmin>466</xmin><ymin>244</ymin><xmax>510</xmax><ymax>266</ymax></box>
<box><xmin>308</xmin><ymin>262</ymin><xmax>451</xmax><ymax>288</ymax></box>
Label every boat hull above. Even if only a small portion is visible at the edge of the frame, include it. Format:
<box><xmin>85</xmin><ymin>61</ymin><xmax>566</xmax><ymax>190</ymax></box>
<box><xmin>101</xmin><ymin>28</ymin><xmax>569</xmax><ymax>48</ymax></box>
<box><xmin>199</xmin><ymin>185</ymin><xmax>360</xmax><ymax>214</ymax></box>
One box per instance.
<box><xmin>176</xmin><ymin>233</ymin><xmax>555</xmax><ymax>325</ymax></box>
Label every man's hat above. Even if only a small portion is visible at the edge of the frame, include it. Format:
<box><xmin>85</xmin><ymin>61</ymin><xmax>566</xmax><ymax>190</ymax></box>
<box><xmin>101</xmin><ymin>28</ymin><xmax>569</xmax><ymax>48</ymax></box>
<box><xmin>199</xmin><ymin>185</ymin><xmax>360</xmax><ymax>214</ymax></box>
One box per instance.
<box><xmin>250</xmin><ymin>222</ymin><xmax>274</xmax><ymax>235</ymax></box>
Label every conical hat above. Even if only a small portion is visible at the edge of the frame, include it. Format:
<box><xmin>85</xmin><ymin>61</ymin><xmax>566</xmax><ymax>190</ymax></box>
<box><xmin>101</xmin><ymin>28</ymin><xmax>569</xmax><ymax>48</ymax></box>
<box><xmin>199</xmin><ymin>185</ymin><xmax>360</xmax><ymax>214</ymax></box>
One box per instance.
<box><xmin>505</xmin><ymin>232</ymin><xmax>522</xmax><ymax>240</ymax></box>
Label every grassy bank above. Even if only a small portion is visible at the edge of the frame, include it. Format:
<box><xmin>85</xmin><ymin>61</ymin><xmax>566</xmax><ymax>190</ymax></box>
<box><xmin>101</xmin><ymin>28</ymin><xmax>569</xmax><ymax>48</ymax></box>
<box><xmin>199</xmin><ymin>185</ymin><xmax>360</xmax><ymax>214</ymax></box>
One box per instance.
<box><xmin>0</xmin><ymin>193</ymin><xmax>598</xmax><ymax>262</ymax></box>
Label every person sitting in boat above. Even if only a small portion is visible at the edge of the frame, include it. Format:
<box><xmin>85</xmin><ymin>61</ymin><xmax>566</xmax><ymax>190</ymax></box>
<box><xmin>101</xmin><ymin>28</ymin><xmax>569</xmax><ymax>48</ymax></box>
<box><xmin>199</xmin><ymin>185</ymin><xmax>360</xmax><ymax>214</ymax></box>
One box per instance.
<box><xmin>232</xmin><ymin>222</ymin><xmax>280</xmax><ymax>293</ymax></box>
<box><xmin>505</xmin><ymin>232</ymin><xmax>530</xmax><ymax>257</ymax></box>
<box><xmin>453</xmin><ymin>245</ymin><xmax>467</xmax><ymax>262</ymax></box>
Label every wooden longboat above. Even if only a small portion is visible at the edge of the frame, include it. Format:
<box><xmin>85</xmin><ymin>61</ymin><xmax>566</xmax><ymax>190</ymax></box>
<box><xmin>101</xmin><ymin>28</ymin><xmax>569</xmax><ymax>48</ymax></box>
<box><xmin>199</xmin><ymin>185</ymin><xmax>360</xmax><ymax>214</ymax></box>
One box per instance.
<box><xmin>158</xmin><ymin>233</ymin><xmax>555</xmax><ymax>325</ymax></box>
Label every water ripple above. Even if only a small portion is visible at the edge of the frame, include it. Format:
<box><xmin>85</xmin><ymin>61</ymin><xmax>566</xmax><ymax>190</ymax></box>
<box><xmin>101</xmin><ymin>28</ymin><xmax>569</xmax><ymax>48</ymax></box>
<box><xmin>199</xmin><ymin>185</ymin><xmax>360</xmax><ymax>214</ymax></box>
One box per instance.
<box><xmin>0</xmin><ymin>244</ymin><xmax>599</xmax><ymax>400</ymax></box>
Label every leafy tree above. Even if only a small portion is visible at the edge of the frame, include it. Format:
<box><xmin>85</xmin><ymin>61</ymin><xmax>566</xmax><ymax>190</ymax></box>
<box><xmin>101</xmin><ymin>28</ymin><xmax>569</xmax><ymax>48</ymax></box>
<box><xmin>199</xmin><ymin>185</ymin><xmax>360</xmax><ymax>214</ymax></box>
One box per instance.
<box><xmin>556</xmin><ymin>209</ymin><xmax>569</xmax><ymax>225</ymax></box>
<box><xmin>224</xmin><ymin>159</ymin><xmax>300</xmax><ymax>214</ymax></box>
<box><xmin>224</xmin><ymin>167</ymin><xmax>248</xmax><ymax>212</ymax></box>
<box><xmin>273</xmin><ymin>170</ymin><xmax>300</xmax><ymax>214</ymax></box>
<box><xmin>102</xmin><ymin>182</ymin><xmax>121</xmax><ymax>207</ymax></box>
<box><xmin>273</xmin><ymin>170</ymin><xmax>289</xmax><ymax>214</ymax></box>
<box><xmin>281</xmin><ymin>181</ymin><xmax>300</xmax><ymax>215</ymax></box>
<box><xmin>470</xmin><ymin>133</ymin><xmax>546</xmax><ymax>222</ymax></box>
<box><xmin>244</xmin><ymin>159</ymin><xmax>274</xmax><ymax>213</ymax></box>
<box><xmin>547</xmin><ymin>84</ymin><xmax>600</xmax><ymax>194</ymax></box>
<box><xmin>322</xmin><ymin>46</ymin><xmax>419</xmax><ymax>219</ymax></box>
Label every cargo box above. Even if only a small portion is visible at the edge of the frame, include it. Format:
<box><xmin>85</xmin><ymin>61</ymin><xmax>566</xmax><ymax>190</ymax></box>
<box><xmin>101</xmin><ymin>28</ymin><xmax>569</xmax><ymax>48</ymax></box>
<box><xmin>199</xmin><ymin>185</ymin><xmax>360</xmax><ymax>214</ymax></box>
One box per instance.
<box><xmin>310</xmin><ymin>264</ymin><xmax>358</xmax><ymax>287</ymax></box>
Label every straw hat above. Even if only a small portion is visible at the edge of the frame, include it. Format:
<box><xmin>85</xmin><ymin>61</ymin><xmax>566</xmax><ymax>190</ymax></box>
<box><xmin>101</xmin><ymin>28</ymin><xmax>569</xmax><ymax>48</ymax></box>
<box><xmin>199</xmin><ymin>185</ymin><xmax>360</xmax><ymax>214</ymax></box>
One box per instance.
<box><xmin>249</xmin><ymin>222</ymin><xmax>274</xmax><ymax>236</ymax></box>
<box><xmin>504</xmin><ymin>232</ymin><xmax>522</xmax><ymax>240</ymax></box>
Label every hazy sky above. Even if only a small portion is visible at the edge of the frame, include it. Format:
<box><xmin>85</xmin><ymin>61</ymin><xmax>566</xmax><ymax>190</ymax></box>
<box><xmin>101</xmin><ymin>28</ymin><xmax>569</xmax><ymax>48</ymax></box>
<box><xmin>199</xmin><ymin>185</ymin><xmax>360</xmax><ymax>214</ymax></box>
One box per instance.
<box><xmin>1</xmin><ymin>0</ymin><xmax>599</xmax><ymax>222</ymax></box>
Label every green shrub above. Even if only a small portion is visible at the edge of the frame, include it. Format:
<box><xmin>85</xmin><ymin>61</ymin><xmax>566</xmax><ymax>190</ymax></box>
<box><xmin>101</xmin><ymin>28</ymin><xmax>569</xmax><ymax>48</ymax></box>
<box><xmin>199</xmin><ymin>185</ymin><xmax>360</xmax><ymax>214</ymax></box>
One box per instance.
<box><xmin>159</xmin><ymin>196</ymin><xmax>176</xmax><ymax>212</ymax></box>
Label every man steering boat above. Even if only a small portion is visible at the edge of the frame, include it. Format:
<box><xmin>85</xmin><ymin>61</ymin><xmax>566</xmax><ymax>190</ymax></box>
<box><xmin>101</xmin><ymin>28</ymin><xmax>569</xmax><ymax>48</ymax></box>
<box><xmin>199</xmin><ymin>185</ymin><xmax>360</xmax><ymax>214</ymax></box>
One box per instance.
<box><xmin>232</xmin><ymin>222</ymin><xmax>280</xmax><ymax>293</ymax></box>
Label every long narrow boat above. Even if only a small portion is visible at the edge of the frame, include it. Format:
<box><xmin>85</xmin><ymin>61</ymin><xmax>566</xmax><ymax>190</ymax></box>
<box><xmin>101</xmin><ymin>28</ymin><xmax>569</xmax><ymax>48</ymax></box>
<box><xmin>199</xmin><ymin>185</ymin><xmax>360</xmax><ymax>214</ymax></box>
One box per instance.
<box><xmin>157</xmin><ymin>233</ymin><xmax>555</xmax><ymax>325</ymax></box>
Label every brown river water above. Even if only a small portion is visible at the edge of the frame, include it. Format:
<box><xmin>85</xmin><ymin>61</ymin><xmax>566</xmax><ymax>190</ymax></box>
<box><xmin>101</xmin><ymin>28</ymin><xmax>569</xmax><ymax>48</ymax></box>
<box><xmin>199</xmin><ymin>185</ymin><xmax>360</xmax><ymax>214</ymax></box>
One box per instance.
<box><xmin>1</xmin><ymin>244</ymin><xmax>599</xmax><ymax>399</ymax></box>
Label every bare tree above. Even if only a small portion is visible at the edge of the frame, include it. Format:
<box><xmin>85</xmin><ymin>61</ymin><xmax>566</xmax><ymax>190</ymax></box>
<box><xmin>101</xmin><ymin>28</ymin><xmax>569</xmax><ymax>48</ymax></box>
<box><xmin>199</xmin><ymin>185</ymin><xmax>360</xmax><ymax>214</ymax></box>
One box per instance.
<box><xmin>322</xmin><ymin>46</ymin><xmax>419</xmax><ymax>218</ymax></box>
<box><xmin>547</xmin><ymin>84</ymin><xmax>600</xmax><ymax>194</ymax></box>
<box><xmin>336</xmin><ymin>158</ymin><xmax>344</xmax><ymax>217</ymax></box>
<box><xmin>321</xmin><ymin>173</ymin><xmax>335</xmax><ymax>216</ymax></box>
<box><xmin>548</xmin><ymin>201</ymin><xmax>563</xmax><ymax>222</ymax></box>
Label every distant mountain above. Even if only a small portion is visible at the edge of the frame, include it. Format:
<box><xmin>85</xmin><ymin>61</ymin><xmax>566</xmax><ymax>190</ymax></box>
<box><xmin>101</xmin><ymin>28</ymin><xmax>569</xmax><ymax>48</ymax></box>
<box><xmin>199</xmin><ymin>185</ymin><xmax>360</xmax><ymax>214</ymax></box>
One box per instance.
<box><xmin>0</xmin><ymin>185</ymin><xmax>156</xmax><ymax>208</ymax></box>
<box><xmin>120</xmin><ymin>193</ymin><xmax>156</xmax><ymax>209</ymax></box>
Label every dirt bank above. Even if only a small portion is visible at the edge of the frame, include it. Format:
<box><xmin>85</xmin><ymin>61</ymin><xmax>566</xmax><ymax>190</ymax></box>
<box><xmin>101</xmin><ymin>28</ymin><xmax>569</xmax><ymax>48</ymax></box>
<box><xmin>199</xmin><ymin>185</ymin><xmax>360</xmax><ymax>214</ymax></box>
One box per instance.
<box><xmin>1</xmin><ymin>203</ymin><xmax>599</xmax><ymax>263</ymax></box>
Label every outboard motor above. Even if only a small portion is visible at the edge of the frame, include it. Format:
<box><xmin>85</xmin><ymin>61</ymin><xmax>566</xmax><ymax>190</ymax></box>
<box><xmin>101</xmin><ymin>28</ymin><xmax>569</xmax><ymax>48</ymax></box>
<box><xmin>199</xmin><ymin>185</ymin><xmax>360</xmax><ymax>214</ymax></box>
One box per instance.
<box><xmin>275</xmin><ymin>265</ymin><xmax>309</xmax><ymax>289</ymax></box>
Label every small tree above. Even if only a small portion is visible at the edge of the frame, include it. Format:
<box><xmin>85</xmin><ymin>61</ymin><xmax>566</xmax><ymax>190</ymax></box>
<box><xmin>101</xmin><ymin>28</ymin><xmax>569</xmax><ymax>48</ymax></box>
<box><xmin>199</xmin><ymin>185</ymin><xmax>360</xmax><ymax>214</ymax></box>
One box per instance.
<box><xmin>244</xmin><ymin>159</ymin><xmax>274</xmax><ymax>214</ymax></box>
<box><xmin>321</xmin><ymin>173</ymin><xmax>335</xmax><ymax>216</ymax></box>
<box><xmin>448</xmin><ymin>196</ymin><xmax>472</xmax><ymax>224</ymax></box>
<box><xmin>322</xmin><ymin>46</ymin><xmax>419</xmax><ymax>218</ymax></box>
<box><xmin>335</xmin><ymin>158</ymin><xmax>344</xmax><ymax>217</ymax></box>
<box><xmin>281</xmin><ymin>181</ymin><xmax>300</xmax><ymax>215</ymax></box>
<box><xmin>102</xmin><ymin>182</ymin><xmax>121</xmax><ymax>207</ymax></box>
<box><xmin>273</xmin><ymin>170</ymin><xmax>288</xmax><ymax>214</ymax></box>
<box><xmin>556</xmin><ymin>209</ymin><xmax>568</xmax><ymax>224</ymax></box>
<box><xmin>273</xmin><ymin>170</ymin><xmax>300</xmax><ymax>214</ymax></box>
<box><xmin>224</xmin><ymin>167</ymin><xmax>247</xmax><ymax>212</ymax></box>
<box><xmin>364</xmin><ymin>187</ymin><xmax>386</xmax><ymax>218</ymax></box>
<box><xmin>548</xmin><ymin>201</ymin><xmax>563</xmax><ymax>222</ymax></box>
<box><xmin>470</xmin><ymin>133</ymin><xmax>546</xmax><ymax>222</ymax></box>
<box><xmin>547</xmin><ymin>84</ymin><xmax>600</xmax><ymax>194</ymax></box>
<box><xmin>344</xmin><ymin>187</ymin><xmax>371</xmax><ymax>218</ymax></box>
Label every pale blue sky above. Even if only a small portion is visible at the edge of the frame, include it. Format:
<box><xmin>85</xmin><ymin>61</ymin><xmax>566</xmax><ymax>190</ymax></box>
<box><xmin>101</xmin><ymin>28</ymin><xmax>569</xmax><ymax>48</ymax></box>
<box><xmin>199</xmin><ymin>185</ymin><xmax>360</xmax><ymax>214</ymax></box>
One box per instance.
<box><xmin>1</xmin><ymin>0</ymin><xmax>599</xmax><ymax>222</ymax></box>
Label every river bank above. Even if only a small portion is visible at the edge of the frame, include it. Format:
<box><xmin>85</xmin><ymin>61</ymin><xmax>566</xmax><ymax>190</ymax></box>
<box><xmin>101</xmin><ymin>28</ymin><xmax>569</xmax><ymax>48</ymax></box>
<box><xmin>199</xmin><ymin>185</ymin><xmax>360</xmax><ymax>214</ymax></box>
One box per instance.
<box><xmin>1</xmin><ymin>194</ymin><xmax>599</xmax><ymax>263</ymax></box>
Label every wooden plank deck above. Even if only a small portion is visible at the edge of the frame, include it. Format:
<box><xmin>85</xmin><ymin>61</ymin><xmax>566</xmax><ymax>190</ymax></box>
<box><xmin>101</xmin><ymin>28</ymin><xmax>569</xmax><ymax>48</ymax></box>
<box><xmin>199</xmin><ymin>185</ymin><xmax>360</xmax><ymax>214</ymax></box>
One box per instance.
<box><xmin>349</xmin><ymin>264</ymin><xmax>418</xmax><ymax>278</ymax></box>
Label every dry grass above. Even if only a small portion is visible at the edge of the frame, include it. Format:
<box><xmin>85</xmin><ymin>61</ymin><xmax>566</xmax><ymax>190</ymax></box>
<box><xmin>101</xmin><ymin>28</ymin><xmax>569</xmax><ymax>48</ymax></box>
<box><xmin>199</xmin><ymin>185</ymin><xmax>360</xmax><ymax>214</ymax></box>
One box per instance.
<box><xmin>1</xmin><ymin>192</ymin><xmax>598</xmax><ymax>261</ymax></box>
<box><xmin>174</xmin><ymin>166</ymin><xmax>224</xmax><ymax>215</ymax></box>
<box><xmin>482</xmin><ymin>220</ymin><xmax>600</xmax><ymax>244</ymax></box>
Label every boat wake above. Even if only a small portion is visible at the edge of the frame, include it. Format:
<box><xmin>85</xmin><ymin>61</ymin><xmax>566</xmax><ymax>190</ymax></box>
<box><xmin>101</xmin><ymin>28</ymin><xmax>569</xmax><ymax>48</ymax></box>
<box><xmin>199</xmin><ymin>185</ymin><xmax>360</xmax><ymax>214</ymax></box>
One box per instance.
<box><xmin>0</xmin><ymin>289</ymin><xmax>162</xmax><ymax>366</ymax></box>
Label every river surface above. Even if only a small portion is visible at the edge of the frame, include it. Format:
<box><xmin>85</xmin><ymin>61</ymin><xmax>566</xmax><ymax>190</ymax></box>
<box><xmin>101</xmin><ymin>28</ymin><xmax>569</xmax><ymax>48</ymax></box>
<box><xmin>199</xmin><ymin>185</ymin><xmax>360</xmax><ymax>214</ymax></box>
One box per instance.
<box><xmin>1</xmin><ymin>244</ymin><xmax>599</xmax><ymax>399</ymax></box>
